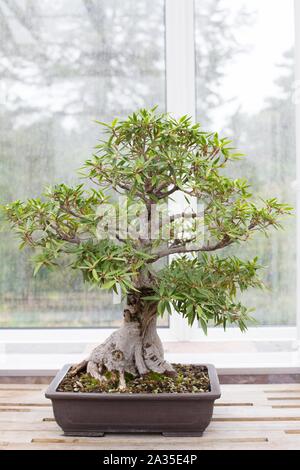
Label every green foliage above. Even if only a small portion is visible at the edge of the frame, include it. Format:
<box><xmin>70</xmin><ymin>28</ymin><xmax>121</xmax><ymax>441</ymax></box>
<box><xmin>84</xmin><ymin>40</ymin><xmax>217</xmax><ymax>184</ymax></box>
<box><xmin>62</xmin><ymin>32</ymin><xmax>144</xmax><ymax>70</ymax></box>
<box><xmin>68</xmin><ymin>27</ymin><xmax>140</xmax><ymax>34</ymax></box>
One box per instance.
<box><xmin>147</xmin><ymin>255</ymin><xmax>263</xmax><ymax>332</ymax></box>
<box><xmin>1</xmin><ymin>107</ymin><xmax>292</xmax><ymax>333</ymax></box>
<box><xmin>71</xmin><ymin>240</ymin><xmax>152</xmax><ymax>293</ymax></box>
<box><xmin>84</xmin><ymin>107</ymin><xmax>246</xmax><ymax>203</ymax></box>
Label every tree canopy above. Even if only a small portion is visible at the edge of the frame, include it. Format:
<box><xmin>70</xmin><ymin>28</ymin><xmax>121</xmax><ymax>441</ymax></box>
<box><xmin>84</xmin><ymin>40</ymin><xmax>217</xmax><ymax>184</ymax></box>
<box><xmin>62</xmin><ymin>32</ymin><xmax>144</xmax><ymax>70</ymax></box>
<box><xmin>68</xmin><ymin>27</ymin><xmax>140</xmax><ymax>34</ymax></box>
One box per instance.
<box><xmin>2</xmin><ymin>107</ymin><xmax>292</xmax><ymax>332</ymax></box>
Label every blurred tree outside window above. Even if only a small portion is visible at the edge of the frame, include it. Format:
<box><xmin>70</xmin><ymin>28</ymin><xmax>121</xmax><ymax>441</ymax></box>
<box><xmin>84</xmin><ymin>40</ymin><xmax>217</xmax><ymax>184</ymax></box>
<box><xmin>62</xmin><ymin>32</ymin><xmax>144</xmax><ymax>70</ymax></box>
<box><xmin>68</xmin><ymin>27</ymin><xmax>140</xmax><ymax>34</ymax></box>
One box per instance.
<box><xmin>195</xmin><ymin>0</ymin><xmax>296</xmax><ymax>325</ymax></box>
<box><xmin>0</xmin><ymin>0</ymin><xmax>166</xmax><ymax>327</ymax></box>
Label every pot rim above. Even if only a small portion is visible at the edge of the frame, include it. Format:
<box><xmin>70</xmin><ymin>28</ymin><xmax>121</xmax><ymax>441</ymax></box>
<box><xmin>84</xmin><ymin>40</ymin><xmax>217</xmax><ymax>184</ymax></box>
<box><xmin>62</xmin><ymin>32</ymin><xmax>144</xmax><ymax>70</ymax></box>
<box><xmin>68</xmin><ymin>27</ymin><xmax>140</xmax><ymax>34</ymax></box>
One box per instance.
<box><xmin>45</xmin><ymin>363</ymin><xmax>221</xmax><ymax>400</ymax></box>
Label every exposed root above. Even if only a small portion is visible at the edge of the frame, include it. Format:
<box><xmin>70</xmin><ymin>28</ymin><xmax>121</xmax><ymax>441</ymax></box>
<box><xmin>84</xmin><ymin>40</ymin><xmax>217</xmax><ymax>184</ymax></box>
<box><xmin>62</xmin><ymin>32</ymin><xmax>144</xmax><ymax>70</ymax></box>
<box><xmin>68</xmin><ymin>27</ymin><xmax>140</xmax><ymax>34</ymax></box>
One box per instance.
<box><xmin>69</xmin><ymin>359</ymin><xmax>88</xmax><ymax>377</ymax></box>
<box><xmin>86</xmin><ymin>361</ymin><xmax>107</xmax><ymax>383</ymax></box>
<box><xmin>142</xmin><ymin>317</ymin><xmax>176</xmax><ymax>376</ymax></box>
<box><xmin>70</xmin><ymin>291</ymin><xmax>176</xmax><ymax>389</ymax></box>
<box><xmin>134</xmin><ymin>341</ymin><xmax>149</xmax><ymax>376</ymax></box>
<box><xmin>118</xmin><ymin>370</ymin><xmax>126</xmax><ymax>391</ymax></box>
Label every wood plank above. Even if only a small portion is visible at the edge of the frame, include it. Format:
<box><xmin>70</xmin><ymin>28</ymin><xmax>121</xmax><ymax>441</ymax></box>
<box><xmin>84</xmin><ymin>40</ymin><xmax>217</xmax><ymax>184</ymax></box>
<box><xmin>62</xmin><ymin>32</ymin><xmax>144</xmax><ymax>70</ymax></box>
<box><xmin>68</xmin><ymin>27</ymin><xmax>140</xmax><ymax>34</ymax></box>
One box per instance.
<box><xmin>0</xmin><ymin>421</ymin><xmax>60</xmax><ymax>431</ymax></box>
<box><xmin>1</xmin><ymin>437</ymin><xmax>299</xmax><ymax>450</ymax></box>
<box><xmin>0</xmin><ymin>429</ymin><xmax>279</xmax><ymax>447</ymax></box>
<box><xmin>209</xmin><ymin>420</ymin><xmax>300</xmax><ymax>430</ymax></box>
<box><xmin>31</xmin><ymin>436</ymin><xmax>269</xmax><ymax>445</ymax></box>
<box><xmin>0</xmin><ymin>429</ymin><xmax>298</xmax><ymax>450</ymax></box>
<box><xmin>272</xmin><ymin>405</ymin><xmax>300</xmax><ymax>409</ymax></box>
<box><xmin>215</xmin><ymin>402</ymin><xmax>253</xmax><ymax>407</ymax></box>
<box><xmin>0</xmin><ymin>384</ymin><xmax>47</xmax><ymax>393</ymax></box>
<box><xmin>0</xmin><ymin>383</ymin><xmax>299</xmax><ymax>450</ymax></box>
<box><xmin>223</xmin><ymin>384</ymin><xmax>300</xmax><ymax>391</ymax></box>
<box><xmin>0</xmin><ymin>429</ymin><xmax>273</xmax><ymax>440</ymax></box>
<box><xmin>0</xmin><ymin>408</ymin><xmax>30</xmax><ymax>413</ymax></box>
<box><xmin>213</xmin><ymin>404</ymin><xmax>300</xmax><ymax>417</ymax></box>
<box><xmin>264</xmin><ymin>389</ymin><xmax>300</xmax><ymax>393</ymax></box>
<box><xmin>0</xmin><ymin>443</ymin><xmax>280</xmax><ymax>450</ymax></box>
<box><xmin>0</xmin><ymin>403</ymin><xmax>50</xmax><ymax>407</ymax></box>
<box><xmin>0</xmin><ymin>411</ymin><xmax>53</xmax><ymax>423</ymax></box>
<box><xmin>267</xmin><ymin>397</ymin><xmax>300</xmax><ymax>401</ymax></box>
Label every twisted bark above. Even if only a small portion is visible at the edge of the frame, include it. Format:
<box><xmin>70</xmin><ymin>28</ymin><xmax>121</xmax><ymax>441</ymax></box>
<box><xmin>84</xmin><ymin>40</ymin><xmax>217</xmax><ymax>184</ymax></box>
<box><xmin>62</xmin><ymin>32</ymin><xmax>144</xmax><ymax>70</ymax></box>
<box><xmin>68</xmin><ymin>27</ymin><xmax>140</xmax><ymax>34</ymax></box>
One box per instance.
<box><xmin>70</xmin><ymin>289</ymin><xmax>175</xmax><ymax>390</ymax></box>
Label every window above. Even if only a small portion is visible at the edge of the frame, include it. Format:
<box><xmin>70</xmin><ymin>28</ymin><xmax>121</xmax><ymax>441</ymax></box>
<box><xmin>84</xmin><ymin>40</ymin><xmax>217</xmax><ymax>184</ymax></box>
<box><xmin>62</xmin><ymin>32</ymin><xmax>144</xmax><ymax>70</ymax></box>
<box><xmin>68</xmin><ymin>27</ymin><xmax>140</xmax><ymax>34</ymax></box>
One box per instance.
<box><xmin>195</xmin><ymin>0</ymin><xmax>296</xmax><ymax>326</ymax></box>
<box><xmin>0</xmin><ymin>0</ymin><xmax>298</xmax><ymax>344</ymax></box>
<box><xmin>0</xmin><ymin>0</ymin><xmax>166</xmax><ymax>327</ymax></box>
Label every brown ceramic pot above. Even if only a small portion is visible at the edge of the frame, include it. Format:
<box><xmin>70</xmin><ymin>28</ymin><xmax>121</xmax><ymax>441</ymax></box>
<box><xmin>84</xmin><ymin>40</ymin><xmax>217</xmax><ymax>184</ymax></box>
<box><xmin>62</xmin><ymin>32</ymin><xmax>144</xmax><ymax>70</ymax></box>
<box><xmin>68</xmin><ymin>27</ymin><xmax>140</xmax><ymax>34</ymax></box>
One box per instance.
<box><xmin>45</xmin><ymin>363</ymin><xmax>221</xmax><ymax>437</ymax></box>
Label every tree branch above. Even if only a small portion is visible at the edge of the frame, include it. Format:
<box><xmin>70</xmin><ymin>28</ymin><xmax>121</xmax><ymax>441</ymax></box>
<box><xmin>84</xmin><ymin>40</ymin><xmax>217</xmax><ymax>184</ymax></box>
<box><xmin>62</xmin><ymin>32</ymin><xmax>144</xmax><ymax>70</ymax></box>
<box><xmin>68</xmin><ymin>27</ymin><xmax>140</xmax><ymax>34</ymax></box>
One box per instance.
<box><xmin>47</xmin><ymin>223</ymin><xmax>82</xmax><ymax>245</ymax></box>
<box><xmin>156</xmin><ymin>185</ymin><xmax>179</xmax><ymax>198</ymax></box>
<box><xmin>151</xmin><ymin>214</ymin><xmax>273</xmax><ymax>262</ymax></box>
<box><xmin>150</xmin><ymin>235</ymin><xmax>232</xmax><ymax>262</ymax></box>
<box><xmin>59</xmin><ymin>205</ymin><xmax>88</xmax><ymax>221</ymax></box>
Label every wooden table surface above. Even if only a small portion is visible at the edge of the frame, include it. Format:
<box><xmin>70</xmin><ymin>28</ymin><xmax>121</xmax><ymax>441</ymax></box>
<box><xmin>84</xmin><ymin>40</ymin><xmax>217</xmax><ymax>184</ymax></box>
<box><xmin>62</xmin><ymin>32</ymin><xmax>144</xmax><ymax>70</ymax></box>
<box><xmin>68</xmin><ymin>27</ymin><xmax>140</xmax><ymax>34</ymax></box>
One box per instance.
<box><xmin>0</xmin><ymin>383</ymin><xmax>300</xmax><ymax>450</ymax></box>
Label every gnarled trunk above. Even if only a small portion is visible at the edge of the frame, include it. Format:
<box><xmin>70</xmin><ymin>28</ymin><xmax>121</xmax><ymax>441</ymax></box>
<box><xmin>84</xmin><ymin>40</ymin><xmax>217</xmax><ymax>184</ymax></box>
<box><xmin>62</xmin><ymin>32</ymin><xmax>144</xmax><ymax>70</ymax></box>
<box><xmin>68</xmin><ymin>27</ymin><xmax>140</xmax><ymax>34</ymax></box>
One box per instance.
<box><xmin>70</xmin><ymin>289</ymin><xmax>175</xmax><ymax>389</ymax></box>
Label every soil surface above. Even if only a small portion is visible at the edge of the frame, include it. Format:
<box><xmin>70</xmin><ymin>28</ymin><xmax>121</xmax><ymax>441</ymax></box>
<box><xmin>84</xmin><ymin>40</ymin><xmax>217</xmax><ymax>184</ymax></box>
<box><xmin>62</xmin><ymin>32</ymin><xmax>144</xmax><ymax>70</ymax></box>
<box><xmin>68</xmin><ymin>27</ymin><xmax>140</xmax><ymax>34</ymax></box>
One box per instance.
<box><xmin>57</xmin><ymin>364</ymin><xmax>210</xmax><ymax>394</ymax></box>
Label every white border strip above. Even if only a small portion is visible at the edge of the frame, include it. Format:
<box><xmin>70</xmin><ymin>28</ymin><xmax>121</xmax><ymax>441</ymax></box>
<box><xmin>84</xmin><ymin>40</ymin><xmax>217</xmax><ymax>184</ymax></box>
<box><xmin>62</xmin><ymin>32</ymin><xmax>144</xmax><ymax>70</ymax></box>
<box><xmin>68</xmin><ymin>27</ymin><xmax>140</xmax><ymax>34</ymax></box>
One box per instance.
<box><xmin>295</xmin><ymin>0</ymin><xmax>300</xmax><ymax>347</ymax></box>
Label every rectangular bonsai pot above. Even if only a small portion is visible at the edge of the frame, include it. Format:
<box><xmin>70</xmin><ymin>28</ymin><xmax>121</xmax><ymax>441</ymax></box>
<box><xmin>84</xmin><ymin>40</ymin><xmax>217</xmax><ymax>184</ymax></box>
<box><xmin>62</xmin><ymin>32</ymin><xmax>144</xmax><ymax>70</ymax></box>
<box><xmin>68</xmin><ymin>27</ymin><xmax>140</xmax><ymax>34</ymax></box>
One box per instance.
<box><xmin>45</xmin><ymin>363</ymin><xmax>221</xmax><ymax>437</ymax></box>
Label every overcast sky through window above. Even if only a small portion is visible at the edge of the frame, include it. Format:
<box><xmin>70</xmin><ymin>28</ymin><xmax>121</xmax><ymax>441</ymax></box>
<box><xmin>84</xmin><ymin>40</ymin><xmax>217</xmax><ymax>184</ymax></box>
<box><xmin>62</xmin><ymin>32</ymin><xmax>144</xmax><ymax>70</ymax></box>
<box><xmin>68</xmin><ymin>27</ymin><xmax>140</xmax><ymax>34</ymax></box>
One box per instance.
<box><xmin>212</xmin><ymin>0</ymin><xmax>295</xmax><ymax>128</ymax></box>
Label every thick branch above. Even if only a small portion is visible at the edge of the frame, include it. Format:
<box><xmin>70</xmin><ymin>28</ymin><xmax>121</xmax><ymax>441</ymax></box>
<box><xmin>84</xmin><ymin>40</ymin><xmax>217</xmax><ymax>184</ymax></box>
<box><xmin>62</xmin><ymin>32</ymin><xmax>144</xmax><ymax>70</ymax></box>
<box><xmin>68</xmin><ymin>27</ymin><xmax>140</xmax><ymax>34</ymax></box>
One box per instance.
<box><xmin>90</xmin><ymin>169</ymin><xmax>148</xmax><ymax>203</ymax></box>
<box><xmin>47</xmin><ymin>222</ymin><xmax>82</xmax><ymax>245</ymax></box>
<box><xmin>59</xmin><ymin>205</ymin><xmax>88</xmax><ymax>221</ymax></box>
<box><xmin>151</xmin><ymin>215</ymin><xmax>272</xmax><ymax>262</ymax></box>
<box><xmin>151</xmin><ymin>235</ymin><xmax>232</xmax><ymax>261</ymax></box>
<box><xmin>156</xmin><ymin>185</ymin><xmax>179</xmax><ymax>199</ymax></box>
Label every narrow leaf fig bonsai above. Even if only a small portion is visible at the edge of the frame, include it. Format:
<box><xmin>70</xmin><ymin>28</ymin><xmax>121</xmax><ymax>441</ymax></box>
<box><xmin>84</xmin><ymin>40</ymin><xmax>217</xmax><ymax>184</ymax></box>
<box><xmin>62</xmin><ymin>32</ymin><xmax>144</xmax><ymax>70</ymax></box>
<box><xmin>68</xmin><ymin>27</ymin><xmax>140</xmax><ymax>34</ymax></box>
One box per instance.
<box><xmin>3</xmin><ymin>107</ymin><xmax>291</xmax><ymax>390</ymax></box>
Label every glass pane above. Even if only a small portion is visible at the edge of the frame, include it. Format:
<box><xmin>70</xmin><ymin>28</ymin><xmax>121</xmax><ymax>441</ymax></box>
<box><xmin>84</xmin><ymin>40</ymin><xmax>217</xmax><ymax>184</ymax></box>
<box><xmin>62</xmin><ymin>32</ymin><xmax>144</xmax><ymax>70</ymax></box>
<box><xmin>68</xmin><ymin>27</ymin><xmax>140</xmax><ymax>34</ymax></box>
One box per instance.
<box><xmin>0</xmin><ymin>0</ymin><xmax>166</xmax><ymax>327</ymax></box>
<box><xmin>195</xmin><ymin>0</ymin><xmax>296</xmax><ymax>325</ymax></box>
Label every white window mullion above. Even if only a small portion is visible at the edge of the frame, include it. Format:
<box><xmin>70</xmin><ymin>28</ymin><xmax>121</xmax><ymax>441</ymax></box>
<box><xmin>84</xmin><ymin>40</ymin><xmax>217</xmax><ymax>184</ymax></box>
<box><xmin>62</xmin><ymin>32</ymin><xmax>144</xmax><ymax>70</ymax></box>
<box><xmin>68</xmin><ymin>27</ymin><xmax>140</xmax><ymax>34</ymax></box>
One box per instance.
<box><xmin>165</xmin><ymin>0</ymin><xmax>195</xmax><ymax>119</ymax></box>
<box><xmin>165</xmin><ymin>0</ymin><xmax>199</xmax><ymax>340</ymax></box>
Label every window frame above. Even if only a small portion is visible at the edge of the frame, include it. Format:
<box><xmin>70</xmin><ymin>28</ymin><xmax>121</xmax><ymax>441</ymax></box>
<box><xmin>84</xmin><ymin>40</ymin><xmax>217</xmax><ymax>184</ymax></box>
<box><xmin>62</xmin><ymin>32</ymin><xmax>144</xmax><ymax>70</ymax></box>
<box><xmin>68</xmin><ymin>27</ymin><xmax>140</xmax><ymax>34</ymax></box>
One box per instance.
<box><xmin>0</xmin><ymin>0</ymin><xmax>298</xmax><ymax>355</ymax></box>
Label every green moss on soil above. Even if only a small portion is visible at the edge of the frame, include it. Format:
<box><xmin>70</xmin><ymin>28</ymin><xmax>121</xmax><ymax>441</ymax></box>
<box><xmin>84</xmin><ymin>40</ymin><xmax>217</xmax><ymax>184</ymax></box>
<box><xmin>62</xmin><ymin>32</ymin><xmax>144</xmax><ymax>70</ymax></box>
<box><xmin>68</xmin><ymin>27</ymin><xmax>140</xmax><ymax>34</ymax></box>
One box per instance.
<box><xmin>57</xmin><ymin>364</ymin><xmax>210</xmax><ymax>394</ymax></box>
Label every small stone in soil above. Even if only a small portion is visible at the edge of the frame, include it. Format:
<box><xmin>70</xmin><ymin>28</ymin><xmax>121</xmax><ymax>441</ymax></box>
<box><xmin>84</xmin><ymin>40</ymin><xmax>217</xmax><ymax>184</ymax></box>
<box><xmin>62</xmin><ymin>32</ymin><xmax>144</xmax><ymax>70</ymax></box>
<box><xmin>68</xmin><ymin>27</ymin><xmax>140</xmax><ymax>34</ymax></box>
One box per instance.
<box><xmin>57</xmin><ymin>364</ymin><xmax>210</xmax><ymax>394</ymax></box>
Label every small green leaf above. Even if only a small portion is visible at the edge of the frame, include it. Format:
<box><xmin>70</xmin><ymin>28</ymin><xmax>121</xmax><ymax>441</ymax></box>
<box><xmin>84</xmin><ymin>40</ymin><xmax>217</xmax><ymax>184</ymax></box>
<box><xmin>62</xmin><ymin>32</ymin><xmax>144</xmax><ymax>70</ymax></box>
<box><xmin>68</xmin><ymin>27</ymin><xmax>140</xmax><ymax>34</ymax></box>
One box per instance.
<box><xmin>33</xmin><ymin>262</ymin><xmax>43</xmax><ymax>276</ymax></box>
<box><xmin>199</xmin><ymin>318</ymin><xmax>208</xmax><ymax>335</ymax></box>
<box><xmin>101</xmin><ymin>280</ymin><xmax>116</xmax><ymax>290</ymax></box>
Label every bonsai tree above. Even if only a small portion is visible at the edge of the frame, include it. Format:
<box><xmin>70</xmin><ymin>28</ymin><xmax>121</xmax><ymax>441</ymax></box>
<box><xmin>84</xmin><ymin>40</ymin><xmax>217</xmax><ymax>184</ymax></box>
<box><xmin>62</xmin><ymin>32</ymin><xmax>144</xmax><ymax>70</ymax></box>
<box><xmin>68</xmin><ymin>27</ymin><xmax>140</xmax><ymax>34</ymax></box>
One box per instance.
<box><xmin>2</xmin><ymin>107</ymin><xmax>291</xmax><ymax>389</ymax></box>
